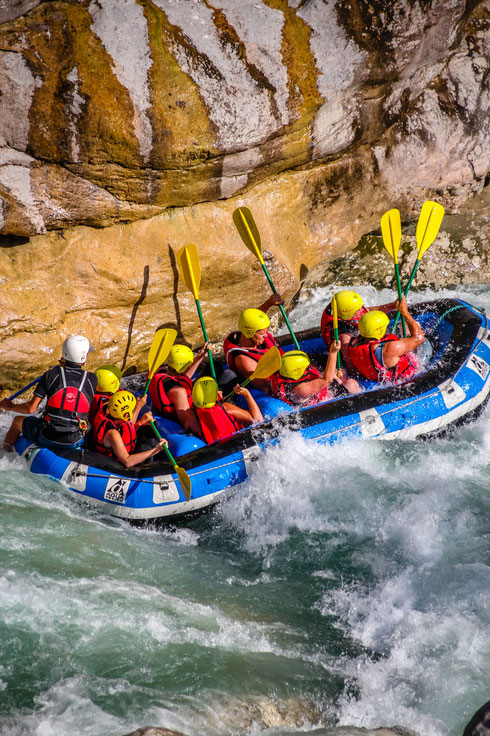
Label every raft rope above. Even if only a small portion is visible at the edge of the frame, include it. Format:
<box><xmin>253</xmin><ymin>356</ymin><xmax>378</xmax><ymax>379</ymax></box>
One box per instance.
<box><xmin>64</xmin><ymin>469</ymin><xmax>173</xmax><ymax>486</ymax></box>
<box><xmin>428</xmin><ymin>304</ymin><xmax>466</xmax><ymax>337</ymax></box>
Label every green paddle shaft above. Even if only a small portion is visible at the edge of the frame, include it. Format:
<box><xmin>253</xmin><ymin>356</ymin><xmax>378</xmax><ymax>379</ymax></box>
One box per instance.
<box><xmin>196</xmin><ymin>298</ymin><xmax>217</xmax><ymax>381</ymax></box>
<box><xmin>222</xmin><ymin>376</ymin><xmax>252</xmax><ymax>402</ymax></box>
<box><xmin>260</xmin><ymin>263</ymin><xmax>300</xmax><ymax>350</ymax></box>
<box><xmin>333</xmin><ymin>324</ymin><xmax>341</xmax><ymax>372</ymax></box>
<box><xmin>149</xmin><ymin>420</ymin><xmax>178</xmax><ymax>467</ymax></box>
<box><xmin>391</xmin><ymin>260</ymin><xmax>420</xmax><ymax>333</ymax></box>
<box><xmin>394</xmin><ymin>263</ymin><xmax>407</xmax><ymax>337</ymax></box>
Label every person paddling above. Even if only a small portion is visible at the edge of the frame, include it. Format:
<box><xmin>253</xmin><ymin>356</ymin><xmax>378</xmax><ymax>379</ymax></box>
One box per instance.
<box><xmin>148</xmin><ymin>343</ymin><xmax>208</xmax><ymax>435</ymax></box>
<box><xmin>0</xmin><ymin>335</ymin><xmax>97</xmax><ymax>452</ymax></box>
<box><xmin>92</xmin><ymin>390</ymin><xmax>166</xmax><ymax>468</ymax></box>
<box><xmin>223</xmin><ymin>295</ymin><xmax>284</xmax><ymax>391</ymax></box>
<box><xmin>269</xmin><ymin>342</ymin><xmax>359</xmax><ymax>406</ymax></box>
<box><xmin>321</xmin><ymin>290</ymin><xmax>398</xmax><ymax>374</ymax></box>
<box><xmin>192</xmin><ymin>376</ymin><xmax>263</xmax><ymax>444</ymax></box>
<box><xmin>348</xmin><ymin>296</ymin><xmax>423</xmax><ymax>383</ymax></box>
<box><xmin>88</xmin><ymin>364</ymin><xmax>122</xmax><ymax>425</ymax></box>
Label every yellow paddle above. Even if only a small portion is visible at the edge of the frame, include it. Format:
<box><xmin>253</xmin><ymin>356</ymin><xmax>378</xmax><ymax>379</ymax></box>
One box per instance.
<box><xmin>176</xmin><ymin>244</ymin><xmax>217</xmax><ymax>381</ymax></box>
<box><xmin>223</xmin><ymin>346</ymin><xmax>282</xmax><ymax>401</ymax></box>
<box><xmin>380</xmin><ymin>208</ymin><xmax>406</xmax><ymax>336</ymax></box>
<box><xmin>232</xmin><ymin>207</ymin><xmax>301</xmax><ymax>350</ymax></box>
<box><xmin>148</xmin><ymin>420</ymin><xmax>192</xmax><ymax>502</ymax></box>
<box><xmin>142</xmin><ymin>328</ymin><xmax>177</xmax><ymax>396</ymax></box>
<box><xmin>392</xmin><ymin>200</ymin><xmax>445</xmax><ymax>332</ymax></box>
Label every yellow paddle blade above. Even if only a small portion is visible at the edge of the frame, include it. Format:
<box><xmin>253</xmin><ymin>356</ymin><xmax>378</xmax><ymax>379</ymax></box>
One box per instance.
<box><xmin>176</xmin><ymin>465</ymin><xmax>192</xmax><ymax>501</ymax></box>
<box><xmin>331</xmin><ymin>293</ymin><xmax>338</xmax><ymax>330</ymax></box>
<box><xmin>177</xmin><ymin>244</ymin><xmax>201</xmax><ymax>299</ymax></box>
<box><xmin>416</xmin><ymin>200</ymin><xmax>445</xmax><ymax>259</ymax></box>
<box><xmin>250</xmin><ymin>346</ymin><xmax>282</xmax><ymax>380</ymax></box>
<box><xmin>148</xmin><ymin>328</ymin><xmax>177</xmax><ymax>380</ymax></box>
<box><xmin>380</xmin><ymin>208</ymin><xmax>402</xmax><ymax>264</ymax></box>
<box><xmin>232</xmin><ymin>207</ymin><xmax>264</xmax><ymax>265</ymax></box>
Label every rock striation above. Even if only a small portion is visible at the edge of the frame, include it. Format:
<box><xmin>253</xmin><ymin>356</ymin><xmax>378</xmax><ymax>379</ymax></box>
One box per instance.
<box><xmin>0</xmin><ymin>0</ymin><xmax>488</xmax><ymax>384</ymax></box>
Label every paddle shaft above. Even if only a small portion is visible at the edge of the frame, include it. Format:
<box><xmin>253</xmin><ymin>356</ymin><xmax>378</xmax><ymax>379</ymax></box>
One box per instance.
<box><xmin>333</xmin><ymin>324</ymin><xmax>341</xmax><ymax>373</ymax></box>
<box><xmin>394</xmin><ymin>263</ymin><xmax>407</xmax><ymax>337</ymax></box>
<box><xmin>195</xmin><ymin>298</ymin><xmax>217</xmax><ymax>381</ymax></box>
<box><xmin>8</xmin><ymin>377</ymin><xmax>41</xmax><ymax>400</ymax></box>
<box><xmin>149</xmin><ymin>420</ymin><xmax>179</xmax><ymax>468</ymax></box>
<box><xmin>391</xmin><ymin>259</ymin><xmax>420</xmax><ymax>333</ymax></box>
<box><xmin>260</xmin><ymin>263</ymin><xmax>300</xmax><ymax>350</ymax></box>
<box><xmin>222</xmin><ymin>376</ymin><xmax>252</xmax><ymax>402</ymax></box>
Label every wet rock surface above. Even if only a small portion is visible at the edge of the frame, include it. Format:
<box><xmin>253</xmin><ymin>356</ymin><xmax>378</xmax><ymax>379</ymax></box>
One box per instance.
<box><xmin>314</xmin><ymin>185</ymin><xmax>490</xmax><ymax>291</ymax></box>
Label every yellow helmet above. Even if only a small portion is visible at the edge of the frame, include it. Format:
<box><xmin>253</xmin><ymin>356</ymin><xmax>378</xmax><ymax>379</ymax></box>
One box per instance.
<box><xmin>192</xmin><ymin>376</ymin><xmax>218</xmax><ymax>409</ymax></box>
<box><xmin>238</xmin><ymin>309</ymin><xmax>270</xmax><ymax>338</ymax></box>
<box><xmin>359</xmin><ymin>311</ymin><xmax>389</xmax><ymax>340</ymax></box>
<box><xmin>334</xmin><ymin>291</ymin><xmax>363</xmax><ymax>320</ymax></box>
<box><xmin>95</xmin><ymin>364</ymin><xmax>122</xmax><ymax>394</ymax></box>
<box><xmin>166</xmin><ymin>345</ymin><xmax>194</xmax><ymax>373</ymax></box>
<box><xmin>108</xmin><ymin>391</ymin><xmax>136</xmax><ymax>421</ymax></box>
<box><xmin>279</xmin><ymin>351</ymin><xmax>310</xmax><ymax>380</ymax></box>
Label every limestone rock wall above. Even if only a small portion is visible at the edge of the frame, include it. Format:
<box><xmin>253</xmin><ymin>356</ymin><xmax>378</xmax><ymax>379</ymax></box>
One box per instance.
<box><xmin>0</xmin><ymin>0</ymin><xmax>489</xmax><ymax>385</ymax></box>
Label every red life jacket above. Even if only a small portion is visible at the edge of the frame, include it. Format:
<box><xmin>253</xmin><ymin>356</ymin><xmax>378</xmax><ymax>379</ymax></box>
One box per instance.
<box><xmin>223</xmin><ymin>331</ymin><xmax>282</xmax><ymax>376</ymax></box>
<box><xmin>269</xmin><ymin>366</ymin><xmax>332</xmax><ymax>406</ymax></box>
<box><xmin>92</xmin><ymin>411</ymin><xmax>137</xmax><ymax>457</ymax></box>
<box><xmin>195</xmin><ymin>402</ymin><xmax>243</xmax><ymax>444</ymax></box>
<box><xmin>88</xmin><ymin>391</ymin><xmax>112</xmax><ymax>426</ymax></box>
<box><xmin>348</xmin><ymin>335</ymin><xmax>418</xmax><ymax>383</ymax></box>
<box><xmin>44</xmin><ymin>366</ymin><xmax>92</xmax><ymax>434</ymax></box>
<box><xmin>321</xmin><ymin>305</ymin><xmax>368</xmax><ymax>347</ymax></box>
<box><xmin>148</xmin><ymin>372</ymin><xmax>193</xmax><ymax>418</ymax></box>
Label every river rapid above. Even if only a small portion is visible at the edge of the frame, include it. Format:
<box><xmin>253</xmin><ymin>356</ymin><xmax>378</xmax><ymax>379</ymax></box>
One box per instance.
<box><xmin>0</xmin><ymin>284</ymin><xmax>488</xmax><ymax>736</ymax></box>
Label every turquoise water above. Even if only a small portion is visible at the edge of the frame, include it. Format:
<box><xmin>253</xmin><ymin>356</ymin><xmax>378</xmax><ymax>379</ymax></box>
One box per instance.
<box><xmin>0</xmin><ymin>286</ymin><xmax>489</xmax><ymax>736</ymax></box>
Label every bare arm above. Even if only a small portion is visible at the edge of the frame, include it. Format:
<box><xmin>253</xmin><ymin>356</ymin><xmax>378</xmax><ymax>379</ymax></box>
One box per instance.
<box><xmin>232</xmin><ymin>385</ymin><xmax>263</xmax><ymax>423</ymax></box>
<box><xmin>383</xmin><ymin>297</ymin><xmax>424</xmax><ymax>368</ymax></box>
<box><xmin>289</xmin><ymin>343</ymin><xmax>339</xmax><ymax>403</ymax></box>
<box><xmin>368</xmin><ymin>301</ymin><xmax>397</xmax><ymax>314</ymax></box>
<box><xmin>133</xmin><ymin>395</ymin><xmax>148</xmax><ymax>423</ymax></box>
<box><xmin>257</xmin><ymin>293</ymin><xmax>284</xmax><ymax>314</ymax></box>
<box><xmin>185</xmin><ymin>343</ymin><xmax>209</xmax><ymax>379</ymax></box>
<box><xmin>134</xmin><ymin>411</ymin><xmax>154</xmax><ymax>430</ymax></box>
<box><xmin>168</xmin><ymin>386</ymin><xmax>202</xmax><ymax>434</ymax></box>
<box><xmin>323</xmin><ymin>341</ymin><xmax>340</xmax><ymax>384</ymax></box>
<box><xmin>234</xmin><ymin>354</ymin><xmax>269</xmax><ymax>392</ymax></box>
<box><xmin>105</xmin><ymin>428</ymin><xmax>166</xmax><ymax>469</ymax></box>
<box><xmin>221</xmin><ymin>403</ymin><xmax>254</xmax><ymax>428</ymax></box>
<box><xmin>0</xmin><ymin>395</ymin><xmax>42</xmax><ymax>414</ymax></box>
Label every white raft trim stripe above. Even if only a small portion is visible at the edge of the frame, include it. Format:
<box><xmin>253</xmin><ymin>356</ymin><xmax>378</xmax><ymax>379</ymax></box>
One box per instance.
<box><xmin>60</xmin><ymin>487</ymin><xmax>227</xmax><ymax>520</ymax></box>
<box><xmin>371</xmin><ymin>369</ymin><xmax>490</xmax><ymax>441</ymax></box>
<box><xmin>311</xmin><ymin>361</ymin><xmax>490</xmax><ymax>444</ymax></box>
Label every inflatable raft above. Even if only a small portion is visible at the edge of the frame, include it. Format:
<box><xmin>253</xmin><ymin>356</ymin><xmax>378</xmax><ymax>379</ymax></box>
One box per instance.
<box><xmin>15</xmin><ymin>299</ymin><xmax>490</xmax><ymax>522</ymax></box>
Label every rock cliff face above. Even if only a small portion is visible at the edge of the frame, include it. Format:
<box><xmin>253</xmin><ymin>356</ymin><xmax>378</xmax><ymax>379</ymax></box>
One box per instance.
<box><xmin>0</xmin><ymin>0</ymin><xmax>488</xmax><ymax>384</ymax></box>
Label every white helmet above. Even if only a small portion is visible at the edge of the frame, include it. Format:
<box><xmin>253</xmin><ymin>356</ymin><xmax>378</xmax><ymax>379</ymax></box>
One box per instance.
<box><xmin>62</xmin><ymin>335</ymin><xmax>93</xmax><ymax>364</ymax></box>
